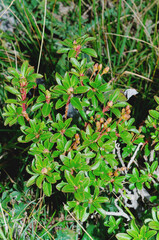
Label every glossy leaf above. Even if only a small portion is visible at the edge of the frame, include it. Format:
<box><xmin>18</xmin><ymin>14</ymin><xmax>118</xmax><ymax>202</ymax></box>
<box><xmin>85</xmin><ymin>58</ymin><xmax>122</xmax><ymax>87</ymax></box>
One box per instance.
<box><xmin>82</xmin><ymin>48</ymin><xmax>97</xmax><ymax>58</ymax></box>
<box><xmin>42</xmin><ymin>103</ymin><xmax>51</xmax><ymax>117</ymax></box>
<box><xmin>43</xmin><ymin>181</ymin><xmax>52</xmax><ymax>196</ymax></box>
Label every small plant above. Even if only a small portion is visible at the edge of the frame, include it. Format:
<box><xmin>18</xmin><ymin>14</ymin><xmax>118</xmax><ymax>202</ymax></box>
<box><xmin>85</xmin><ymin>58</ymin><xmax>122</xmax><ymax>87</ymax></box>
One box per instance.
<box><xmin>116</xmin><ymin>207</ymin><xmax>159</xmax><ymax>240</ymax></box>
<box><xmin>2</xmin><ymin>36</ymin><xmax>159</xmax><ymax>232</ymax></box>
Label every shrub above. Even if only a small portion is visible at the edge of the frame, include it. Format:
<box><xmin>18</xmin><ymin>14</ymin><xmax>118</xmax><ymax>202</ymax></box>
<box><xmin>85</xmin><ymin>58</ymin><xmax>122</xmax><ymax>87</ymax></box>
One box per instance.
<box><xmin>2</xmin><ymin>35</ymin><xmax>159</xmax><ymax>237</ymax></box>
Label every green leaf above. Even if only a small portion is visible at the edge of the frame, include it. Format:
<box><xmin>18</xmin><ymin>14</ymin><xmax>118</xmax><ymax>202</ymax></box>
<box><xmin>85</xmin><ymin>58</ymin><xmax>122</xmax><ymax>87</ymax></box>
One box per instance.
<box><xmin>116</xmin><ymin>233</ymin><xmax>132</xmax><ymax>240</ymax></box>
<box><xmin>68</xmin><ymin>49</ymin><xmax>76</xmax><ymax>58</ymax></box>
<box><xmin>65</xmin><ymin>170</ymin><xmax>75</xmax><ymax>186</ymax></box>
<box><xmin>149</xmin><ymin>110</ymin><xmax>159</xmax><ymax>119</ymax></box>
<box><xmin>133</xmin><ymin>168</ymin><xmax>139</xmax><ymax>178</ymax></box>
<box><xmin>31</xmin><ymin>103</ymin><xmax>43</xmax><ymax>111</ymax></box>
<box><xmin>111</xmin><ymin>108</ymin><xmax>121</xmax><ymax>118</ymax></box>
<box><xmin>60</xmin><ymin>39</ymin><xmax>73</xmax><ymax>47</ymax></box>
<box><xmin>9</xmin><ymin>117</ymin><xmax>17</xmax><ymax>126</ymax></box>
<box><xmin>36</xmin><ymin>175</ymin><xmax>45</xmax><ymax>188</ymax></box>
<box><xmin>131</xmin><ymin>220</ymin><xmax>139</xmax><ymax>232</ymax></box>
<box><xmin>21</xmin><ymin>60</ymin><xmax>29</xmax><ymax>76</ymax></box>
<box><xmin>82</xmin><ymin>37</ymin><xmax>96</xmax><ymax>44</ymax></box>
<box><xmin>55</xmin><ymin>72</ymin><xmax>63</xmax><ymax>85</ymax></box>
<box><xmin>149</xmin><ymin>221</ymin><xmax>159</xmax><ymax>230</ymax></box>
<box><xmin>74</xmin><ymin>86</ymin><xmax>90</xmax><ymax>94</ymax></box>
<box><xmin>43</xmin><ymin>181</ymin><xmax>52</xmax><ymax>196</ymax></box>
<box><xmin>79</xmin><ymin>110</ymin><xmax>87</xmax><ymax>121</ymax></box>
<box><xmin>55</xmin><ymin>99</ymin><xmax>66</xmax><ymax>109</ymax></box>
<box><xmin>74</xmin><ymin>190</ymin><xmax>85</xmax><ymax>202</ymax></box>
<box><xmin>82</xmin><ymin>48</ymin><xmax>97</xmax><ymax>58</ymax></box>
<box><xmin>62</xmin><ymin>184</ymin><xmax>75</xmax><ymax>192</ymax></box>
<box><xmin>42</xmin><ymin>103</ymin><xmax>51</xmax><ymax>117</ymax></box>
<box><xmin>70</xmin><ymin>97</ymin><xmax>82</xmax><ymax>111</ymax></box>
<box><xmin>126</xmin><ymin>229</ymin><xmax>138</xmax><ymax>238</ymax></box>
<box><xmin>154</xmin><ymin>96</ymin><xmax>159</xmax><ymax>105</ymax></box>
<box><xmin>109</xmin><ymin>89</ymin><xmax>120</xmax><ymax>102</ymax></box>
<box><xmin>18</xmin><ymin>116</ymin><xmax>25</xmax><ymax>126</ymax></box>
<box><xmin>5</xmin><ymin>99</ymin><xmax>18</xmax><ymax>104</ymax></box>
<box><xmin>5</xmin><ymin>86</ymin><xmax>20</xmax><ymax>95</ymax></box>
<box><xmin>4</xmin><ymin>117</ymin><xmax>13</xmax><ymax>126</ymax></box>
<box><xmin>146</xmin><ymin>230</ymin><xmax>157</xmax><ymax>239</ymax></box>
<box><xmin>26</xmin><ymin>175</ymin><xmax>38</xmax><ymax>187</ymax></box>
<box><xmin>8</xmin><ymin>67</ymin><xmax>19</xmax><ymax>78</ymax></box>
<box><xmin>70</xmin><ymin>58</ymin><xmax>80</xmax><ymax>69</ymax></box>
<box><xmin>92</xmin><ymin>95</ymin><xmax>98</xmax><ymax>109</ymax></box>
<box><xmin>57</xmin><ymin>48</ymin><xmax>70</xmax><ymax>53</ymax></box>
<box><xmin>113</xmin><ymin>102</ymin><xmax>128</xmax><ymax>108</ymax></box>
<box><xmin>136</xmin><ymin>182</ymin><xmax>143</xmax><ymax>190</ymax></box>
<box><xmin>105</xmin><ymin>154</ymin><xmax>118</xmax><ymax>168</ymax></box>
<box><xmin>90</xmin><ymin>142</ymin><xmax>99</xmax><ymax>152</ymax></box>
<box><xmin>150</xmin><ymin>161</ymin><xmax>158</xmax><ymax>173</ymax></box>
<box><xmin>95</xmin><ymin>197</ymin><xmax>109</xmax><ymax>203</ymax></box>
<box><xmin>120</xmin><ymin>131</ymin><xmax>132</xmax><ymax>144</ymax></box>
<box><xmin>155</xmin><ymin>142</ymin><xmax>159</xmax><ymax>151</ymax></box>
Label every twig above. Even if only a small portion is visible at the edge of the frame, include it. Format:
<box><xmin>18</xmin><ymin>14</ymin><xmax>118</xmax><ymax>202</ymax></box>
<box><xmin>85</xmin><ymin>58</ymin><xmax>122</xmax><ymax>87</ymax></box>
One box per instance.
<box><xmin>115</xmin><ymin>143</ymin><xmax>126</xmax><ymax>171</ymax></box>
<box><xmin>149</xmin><ymin>149</ymin><xmax>155</xmax><ymax>162</ymax></box>
<box><xmin>104</xmin><ymin>199</ymin><xmax>130</xmax><ymax>221</ymax></box>
<box><xmin>127</xmin><ymin>142</ymin><xmax>143</xmax><ymax>170</ymax></box>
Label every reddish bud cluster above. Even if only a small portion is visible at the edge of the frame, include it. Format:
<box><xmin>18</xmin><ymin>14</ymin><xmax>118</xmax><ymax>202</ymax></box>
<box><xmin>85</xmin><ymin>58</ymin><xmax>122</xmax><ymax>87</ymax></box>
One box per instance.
<box><xmin>72</xmin><ymin>133</ymin><xmax>80</xmax><ymax>149</ymax></box>
<box><xmin>101</xmin><ymin>66</ymin><xmax>109</xmax><ymax>76</ymax></box>
<box><xmin>41</xmin><ymin>168</ymin><xmax>48</xmax><ymax>174</ymax></box>
<box><xmin>67</xmin><ymin>87</ymin><xmax>74</xmax><ymax>94</ymax></box>
<box><xmin>75</xmin><ymin>45</ymin><xmax>81</xmax><ymax>58</ymax></box>
<box><xmin>119</xmin><ymin>105</ymin><xmax>131</xmax><ymax>123</ymax></box>
<box><xmin>45</xmin><ymin>90</ymin><xmax>51</xmax><ymax>104</ymax></box>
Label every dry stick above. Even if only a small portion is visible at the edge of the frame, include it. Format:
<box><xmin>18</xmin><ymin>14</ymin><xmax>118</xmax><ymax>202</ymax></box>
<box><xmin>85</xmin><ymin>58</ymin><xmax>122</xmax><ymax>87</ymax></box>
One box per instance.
<box><xmin>37</xmin><ymin>0</ymin><xmax>47</xmax><ymax>73</ymax></box>
<box><xmin>101</xmin><ymin>198</ymin><xmax>130</xmax><ymax>221</ymax></box>
<box><xmin>115</xmin><ymin>143</ymin><xmax>126</xmax><ymax>171</ymax></box>
<box><xmin>64</xmin><ymin>204</ymin><xmax>94</xmax><ymax>240</ymax></box>
<box><xmin>127</xmin><ymin>142</ymin><xmax>143</xmax><ymax>170</ymax></box>
<box><xmin>0</xmin><ymin>0</ymin><xmax>15</xmax><ymax>18</ymax></box>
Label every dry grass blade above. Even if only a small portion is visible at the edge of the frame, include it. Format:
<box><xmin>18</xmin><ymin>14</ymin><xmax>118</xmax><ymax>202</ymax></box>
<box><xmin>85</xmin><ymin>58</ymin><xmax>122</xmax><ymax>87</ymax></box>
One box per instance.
<box><xmin>37</xmin><ymin>0</ymin><xmax>47</xmax><ymax>73</ymax></box>
<box><xmin>122</xmin><ymin>71</ymin><xmax>153</xmax><ymax>82</ymax></box>
<box><xmin>0</xmin><ymin>203</ymin><xmax>8</xmax><ymax>233</ymax></box>
<box><xmin>105</xmin><ymin>33</ymin><xmax>159</xmax><ymax>53</ymax></box>
<box><xmin>32</xmin><ymin>215</ymin><xmax>55</xmax><ymax>240</ymax></box>
<box><xmin>64</xmin><ymin>204</ymin><xmax>94</xmax><ymax>240</ymax></box>
<box><xmin>101</xmin><ymin>0</ymin><xmax>113</xmax><ymax>78</ymax></box>
<box><xmin>0</xmin><ymin>0</ymin><xmax>15</xmax><ymax>18</ymax></box>
<box><xmin>123</xmin><ymin>0</ymin><xmax>152</xmax><ymax>44</ymax></box>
